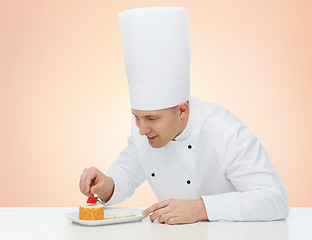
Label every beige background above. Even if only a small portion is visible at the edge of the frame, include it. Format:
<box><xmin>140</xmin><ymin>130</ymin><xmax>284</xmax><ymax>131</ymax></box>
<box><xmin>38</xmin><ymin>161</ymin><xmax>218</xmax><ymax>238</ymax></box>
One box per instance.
<box><xmin>1</xmin><ymin>0</ymin><xmax>311</xmax><ymax>207</ymax></box>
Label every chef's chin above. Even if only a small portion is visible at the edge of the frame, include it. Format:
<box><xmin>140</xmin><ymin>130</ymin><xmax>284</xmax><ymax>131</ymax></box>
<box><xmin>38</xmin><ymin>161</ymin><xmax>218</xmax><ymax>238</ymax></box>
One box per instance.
<box><xmin>147</xmin><ymin>138</ymin><xmax>167</xmax><ymax>148</ymax></box>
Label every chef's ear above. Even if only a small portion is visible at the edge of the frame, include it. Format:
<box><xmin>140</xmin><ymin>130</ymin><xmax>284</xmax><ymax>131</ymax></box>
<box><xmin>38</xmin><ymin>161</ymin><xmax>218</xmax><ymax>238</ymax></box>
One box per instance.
<box><xmin>177</xmin><ymin>101</ymin><xmax>189</xmax><ymax>119</ymax></box>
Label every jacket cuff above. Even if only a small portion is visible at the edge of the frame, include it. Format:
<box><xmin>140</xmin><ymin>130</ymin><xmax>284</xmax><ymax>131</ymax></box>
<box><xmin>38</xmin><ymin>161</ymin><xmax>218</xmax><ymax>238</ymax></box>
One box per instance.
<box><xmin>201</xmin><ymin>193</ymin><xmax>243</xmax><ymax>221</ymax></box>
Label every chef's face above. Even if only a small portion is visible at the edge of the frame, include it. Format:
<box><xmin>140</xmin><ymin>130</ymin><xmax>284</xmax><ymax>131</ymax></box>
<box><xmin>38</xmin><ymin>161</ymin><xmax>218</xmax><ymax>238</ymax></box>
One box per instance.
<box><xmin>132</xmin><ymin>102</ymin><xmax>189</xmax><ymax>148</ymax></box>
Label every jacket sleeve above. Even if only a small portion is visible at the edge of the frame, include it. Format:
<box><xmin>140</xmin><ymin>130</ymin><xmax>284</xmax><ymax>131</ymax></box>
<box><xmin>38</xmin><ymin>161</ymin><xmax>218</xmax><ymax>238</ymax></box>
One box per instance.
<box><xmin>201</xmin><ymin>125</ymin><xmax>290</xmax><ymax>221</ymax></box>
<box><xmin>103</xmin><ymin>135</ymin><xmax>146</xmax><ymax>206</ymax></box>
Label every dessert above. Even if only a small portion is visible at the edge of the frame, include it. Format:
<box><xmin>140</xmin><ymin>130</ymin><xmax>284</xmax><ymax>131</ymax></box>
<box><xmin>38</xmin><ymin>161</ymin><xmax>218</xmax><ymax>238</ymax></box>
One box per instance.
<box><xmin>79</xmin><ymin>196</ymin><xmax>104</xmax><ymax>220</ymax></box>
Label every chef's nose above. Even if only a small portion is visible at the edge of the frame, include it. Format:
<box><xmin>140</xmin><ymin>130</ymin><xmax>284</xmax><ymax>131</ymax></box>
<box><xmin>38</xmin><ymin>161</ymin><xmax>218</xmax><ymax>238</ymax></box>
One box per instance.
<box><xmin>139</xmin><ymin>122</ymin><xmax>151</xmax><ymax>136</ymax></box>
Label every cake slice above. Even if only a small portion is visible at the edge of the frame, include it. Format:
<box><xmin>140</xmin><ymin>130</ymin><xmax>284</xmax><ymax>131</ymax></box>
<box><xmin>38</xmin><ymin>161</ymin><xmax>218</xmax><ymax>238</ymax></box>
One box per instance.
<box><xmin>79</xmin><ymin>203</ymin><xmax>104</xmax><ymax>220</ymax></box>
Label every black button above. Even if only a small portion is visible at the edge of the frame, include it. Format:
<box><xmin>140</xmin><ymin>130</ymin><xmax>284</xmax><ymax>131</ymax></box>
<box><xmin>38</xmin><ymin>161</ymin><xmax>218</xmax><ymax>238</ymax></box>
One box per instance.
<box><xmin>187</xmin><ymin>180</ymin><xmax>191</xmax><ymax>184</ymax></box>
<box><xmin>151</xmin><ymin>173</ymin><xmax>155</xmax><ymax>177</ymax></box>
<box><xmin>188</xmin><ymin>145</ymin><xmax>192</xmax><ymax>149</ymax></box>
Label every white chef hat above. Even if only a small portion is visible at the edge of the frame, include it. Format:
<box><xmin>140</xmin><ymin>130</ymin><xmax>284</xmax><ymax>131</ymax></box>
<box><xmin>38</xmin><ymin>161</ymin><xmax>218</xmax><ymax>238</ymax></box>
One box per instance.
<box><xmin>118</xmin><ymin>7</ymin><xmax>191</xmax><ymax>110</ymax></box>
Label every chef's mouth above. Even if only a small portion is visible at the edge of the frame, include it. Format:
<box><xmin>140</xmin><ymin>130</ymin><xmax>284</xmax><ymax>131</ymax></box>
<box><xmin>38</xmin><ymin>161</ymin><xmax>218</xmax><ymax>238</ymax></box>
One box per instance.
<box><xmin>147</xmin><ymin>135</ymin><xmax>158</xmax><ymax>141</ymax></box>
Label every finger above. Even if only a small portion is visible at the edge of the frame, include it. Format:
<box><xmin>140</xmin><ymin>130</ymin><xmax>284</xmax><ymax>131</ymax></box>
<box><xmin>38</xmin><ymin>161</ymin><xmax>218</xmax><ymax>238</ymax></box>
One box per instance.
<box><xmin>167</xmin><ymin>217</ymin><xmax>181</xmax><ymax>225</ymax></box>
<box><xmin>149</xmin><ymin>206</ymin><xmax>171</xmax><ymax>222</ymax></box>
<box><xmin>90</xmin><ymin>184</ymin><xmax>100</xmax><ymax>196</ymax></box>
<box><xmin>86</xmin><ymin>169</ymin><xmax>99</xmax><ymax>191</ymax></box>
<box><xmin>89</xmin><ymin>178</ymin><xmax>96</xmax><ymax>195</ymax></box>
<box><xmin>81</xmin><ymin>169</ymin><xmax>93</xmax><ymax>195</ymax></box>
<box><xmin>158</xmin><ymin>212</ymin><xmax>177</xmax><ymax>224</ymax></box>
<box><xmin>83</xmin><ymin>168</ymin><xmax>98</xmax><ymax>195</ymax></box>
<box><xmin>143</xmin><ymin>199</ymin><xmax>171</xmax><ymax>216</ymax></box>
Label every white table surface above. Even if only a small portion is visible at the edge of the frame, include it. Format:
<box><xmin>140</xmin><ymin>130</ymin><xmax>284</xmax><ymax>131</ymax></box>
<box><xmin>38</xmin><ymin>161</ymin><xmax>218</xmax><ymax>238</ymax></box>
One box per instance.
<box><xmin>0</xmin><ymin>207</ymin><xmax>311</xmax><ymax>240</ymax></box>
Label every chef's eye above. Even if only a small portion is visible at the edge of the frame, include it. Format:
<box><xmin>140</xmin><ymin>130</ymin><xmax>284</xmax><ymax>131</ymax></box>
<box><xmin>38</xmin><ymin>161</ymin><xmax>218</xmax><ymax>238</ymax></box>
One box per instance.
<box><xmin>147</xmin><ymin>117</ymin><xmax>157</xmax><ymax>121</ymax></box>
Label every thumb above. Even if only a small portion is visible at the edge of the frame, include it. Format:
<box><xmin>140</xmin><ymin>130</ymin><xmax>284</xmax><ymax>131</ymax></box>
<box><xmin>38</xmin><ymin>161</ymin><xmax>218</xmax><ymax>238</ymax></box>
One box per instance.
<box><xmin>90</xmin><ymin>185</ymin><xmax>98</xmax><ymax>195</ymax></box>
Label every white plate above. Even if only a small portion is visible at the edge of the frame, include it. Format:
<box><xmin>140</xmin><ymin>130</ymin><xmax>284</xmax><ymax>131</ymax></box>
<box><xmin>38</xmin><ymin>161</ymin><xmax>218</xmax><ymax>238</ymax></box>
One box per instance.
<box><xmin>65</xmin><ymin>207</ymin><xmax>148</xmax><ymax>226</ymax></box>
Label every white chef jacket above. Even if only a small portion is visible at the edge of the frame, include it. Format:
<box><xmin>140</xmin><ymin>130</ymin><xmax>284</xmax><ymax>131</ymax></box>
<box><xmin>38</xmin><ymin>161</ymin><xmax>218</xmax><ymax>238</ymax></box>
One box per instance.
<box><xmin>105</xmin><ymin>97</ymin><xmax>289</xmax><ymax>221</ymax></box>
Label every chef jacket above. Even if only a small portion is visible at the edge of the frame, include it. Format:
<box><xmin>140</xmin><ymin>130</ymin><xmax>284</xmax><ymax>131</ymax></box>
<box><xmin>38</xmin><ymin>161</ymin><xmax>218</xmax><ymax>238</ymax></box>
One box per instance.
<box><xmin>105</xmin><ymin>97</ymin><xmax>289</xmax><ymax>221</ymax></box>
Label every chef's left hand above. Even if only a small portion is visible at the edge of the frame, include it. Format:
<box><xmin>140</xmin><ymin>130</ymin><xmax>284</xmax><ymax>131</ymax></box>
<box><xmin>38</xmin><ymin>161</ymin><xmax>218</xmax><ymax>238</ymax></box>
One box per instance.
<box><xmin>142</xmin><ymin>198</ymin><xmax>208</xmax><ymax>225</ymax></box>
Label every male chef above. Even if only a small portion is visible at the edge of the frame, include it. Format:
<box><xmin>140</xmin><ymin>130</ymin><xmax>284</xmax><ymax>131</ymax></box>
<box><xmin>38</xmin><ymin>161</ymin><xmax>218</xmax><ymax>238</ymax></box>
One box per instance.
<box><xmin>79</xmin><ymin>7</ymin><xmax>289</xmax><ymax>224</ymax></box>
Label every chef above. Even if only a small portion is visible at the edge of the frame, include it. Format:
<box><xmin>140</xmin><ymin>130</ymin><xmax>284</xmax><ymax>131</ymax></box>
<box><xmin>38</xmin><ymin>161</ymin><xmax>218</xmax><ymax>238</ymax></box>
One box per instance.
<box><xmin>79</xmin><ymin>7</ymin><xmax>289</xmax><ymax>224</ymax></box>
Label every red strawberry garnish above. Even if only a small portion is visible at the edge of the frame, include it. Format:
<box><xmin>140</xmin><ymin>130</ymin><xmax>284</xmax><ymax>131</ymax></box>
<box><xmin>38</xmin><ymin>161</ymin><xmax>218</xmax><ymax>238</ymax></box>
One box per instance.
<box><xmin>87</xmin><ymin>196</ymin><xmax>98</xmax><ymax>204</ymax></box>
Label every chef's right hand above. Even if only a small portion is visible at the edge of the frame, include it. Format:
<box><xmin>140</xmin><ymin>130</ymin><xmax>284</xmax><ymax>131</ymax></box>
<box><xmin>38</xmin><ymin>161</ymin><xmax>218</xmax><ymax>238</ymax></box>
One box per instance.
<box><xmin>79</xmin><ymin>166</ymin><xmax>115</xmax><ymax>203</ymax></box>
